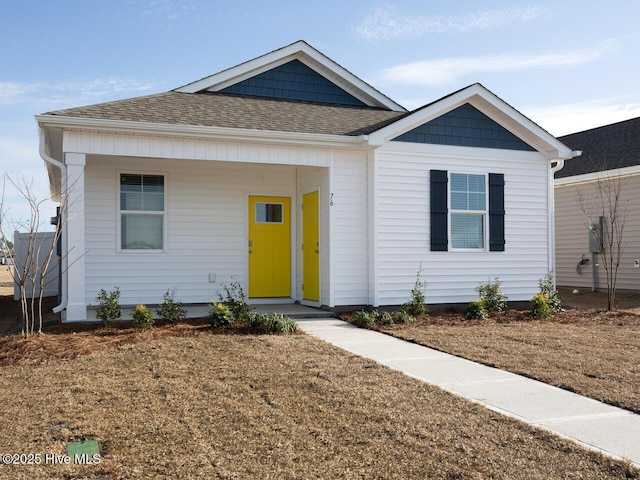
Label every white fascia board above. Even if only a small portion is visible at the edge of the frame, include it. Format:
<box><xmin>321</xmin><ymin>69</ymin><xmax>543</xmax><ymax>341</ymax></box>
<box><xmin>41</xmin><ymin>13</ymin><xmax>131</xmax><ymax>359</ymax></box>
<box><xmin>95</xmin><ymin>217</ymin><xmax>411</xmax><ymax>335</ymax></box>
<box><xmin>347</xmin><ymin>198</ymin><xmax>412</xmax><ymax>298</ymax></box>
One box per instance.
<box><xmin>176</xmin><ymin>42</ymin><xmax>306</xmax><ymax>93</ymax></box>
<box><xmin>175</xmin><ymin>41</ymin><xmax>406</xmax><ymax>112</ymax></box>
<box><xmin>467</xmin><ymin>94</ymin><xmax>573</xmax><ymax>160</ymax></box>
<box><xmin>555</xmin><ymin>164</ymin><xmax>640</xmax><ymax>187</ymax></box>
<box><xmin>367</xmin><ymin>84</ymin><xmax>573</xmax><ymax>160</ymax></box>
<box><xmin>35</xmin><ymin>115</ymin><xmax>369</xmax><ymax>150</ymax></box>
<box><xmin>290</xmin><ymin>45</ymin><xmax>406</xmax><ymax>112</ymax></box>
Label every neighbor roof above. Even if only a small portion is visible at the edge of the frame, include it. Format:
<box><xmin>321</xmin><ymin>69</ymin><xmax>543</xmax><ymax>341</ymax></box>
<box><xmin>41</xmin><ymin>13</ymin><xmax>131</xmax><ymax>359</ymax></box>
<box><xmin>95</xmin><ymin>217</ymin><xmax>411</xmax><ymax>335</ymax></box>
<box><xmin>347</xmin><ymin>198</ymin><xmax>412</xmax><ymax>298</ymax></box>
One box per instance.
<box><xmin>556</xmin><ymin>116</ymin><xmax>640</xmax><ymax>178</ymax></box>
<box><xmin>43</xmin><ymin>91</ymin><xmax>407</xmax><ymax>136</ymax></box>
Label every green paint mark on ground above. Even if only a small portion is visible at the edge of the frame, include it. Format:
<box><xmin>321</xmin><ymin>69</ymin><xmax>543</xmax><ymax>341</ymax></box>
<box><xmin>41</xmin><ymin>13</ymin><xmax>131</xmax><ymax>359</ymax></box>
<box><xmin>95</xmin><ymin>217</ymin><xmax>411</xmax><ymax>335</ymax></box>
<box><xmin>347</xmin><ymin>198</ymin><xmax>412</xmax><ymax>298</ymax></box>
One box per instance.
<box><xmin>66</xmin><ymin>439</ymin><xmax>101</xmax><ymax>464</ymax></box>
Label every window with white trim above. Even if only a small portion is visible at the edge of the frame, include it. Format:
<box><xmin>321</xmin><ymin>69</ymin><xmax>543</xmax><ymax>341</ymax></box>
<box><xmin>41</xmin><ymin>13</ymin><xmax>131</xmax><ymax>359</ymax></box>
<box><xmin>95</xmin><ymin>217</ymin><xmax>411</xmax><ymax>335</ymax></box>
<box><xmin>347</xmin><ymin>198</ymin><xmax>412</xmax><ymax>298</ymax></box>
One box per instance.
<box><xmin>120</xmin><ymin>174</ymin><xmax>164</xmax><ymax>250</ymax></box>
<box><xmin>450</xmin><ymin>173</ymin><xmax>486</xmax><ymax>249</ymax></box>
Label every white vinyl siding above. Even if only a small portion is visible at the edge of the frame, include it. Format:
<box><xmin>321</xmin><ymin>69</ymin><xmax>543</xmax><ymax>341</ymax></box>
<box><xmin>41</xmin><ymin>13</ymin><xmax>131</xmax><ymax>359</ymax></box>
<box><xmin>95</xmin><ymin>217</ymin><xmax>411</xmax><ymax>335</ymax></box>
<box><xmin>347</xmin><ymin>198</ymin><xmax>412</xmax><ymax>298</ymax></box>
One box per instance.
<box><xmin>375</xmin><ymin>142</ymin><xmax>551</xmax><ymax>305</ymax></box>
<box><xmin>330</xmin><ymin>151</ymin><xmax>370</xmax><ymax>306</ymax></box>
<box><xmin>85</xmin><ymin>155</ymin><xmax>315</xmax><ymax>306</ymax></box>
<box><xmin>64</xmin><ymin>131</ymin><xmax>332</xmax><ymax>167</ymax></box>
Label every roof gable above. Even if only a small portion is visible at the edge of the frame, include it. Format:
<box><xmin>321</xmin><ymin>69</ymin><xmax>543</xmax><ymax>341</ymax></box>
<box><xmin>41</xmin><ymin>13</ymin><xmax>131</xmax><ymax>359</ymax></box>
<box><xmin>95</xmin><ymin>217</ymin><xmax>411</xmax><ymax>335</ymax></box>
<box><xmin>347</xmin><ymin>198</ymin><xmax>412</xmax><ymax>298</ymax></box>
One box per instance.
<box><xmin>368</xmin><ymin>83</ymin><xmax>574</xmax><ymax>160</ymax></box>
<box><xmin>219</xmin><ymin>59</ymin><xmax>367</xmax><ymax>106</ymax></box>
<box><xmin>392</xmin><ymin>103</ymin><xmax>535</xmax><ymax>151</ymax></box>
<box><xmin>175</xmin><ymin>40</ymin><xmax>405</xmax><ymax>112</ymax></box>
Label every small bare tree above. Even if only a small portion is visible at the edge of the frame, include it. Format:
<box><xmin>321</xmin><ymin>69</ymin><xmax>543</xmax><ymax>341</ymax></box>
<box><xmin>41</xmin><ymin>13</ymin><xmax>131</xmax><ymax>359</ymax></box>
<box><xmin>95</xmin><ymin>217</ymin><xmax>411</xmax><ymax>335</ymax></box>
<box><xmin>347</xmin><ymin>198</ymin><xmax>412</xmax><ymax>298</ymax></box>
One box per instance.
<box><xmin>577</xmin><ymin>168</ymin><xmax>628</xmax><ymax>311</ymax></box>
<box><xmin>0</xmin><ymin>174</ymin><xmax>67</xmax><ymax>335</ymax></box>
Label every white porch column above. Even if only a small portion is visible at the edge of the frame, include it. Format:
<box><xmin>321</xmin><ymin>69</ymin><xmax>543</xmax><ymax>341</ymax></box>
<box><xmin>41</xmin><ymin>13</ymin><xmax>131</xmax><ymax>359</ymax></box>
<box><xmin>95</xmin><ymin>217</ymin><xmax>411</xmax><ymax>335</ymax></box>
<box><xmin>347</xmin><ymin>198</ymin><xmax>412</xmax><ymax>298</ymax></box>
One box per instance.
<box><xmin>64</xmin><ymin>153</ymin><xmax>86</xmax><ymax>321</ymax></box>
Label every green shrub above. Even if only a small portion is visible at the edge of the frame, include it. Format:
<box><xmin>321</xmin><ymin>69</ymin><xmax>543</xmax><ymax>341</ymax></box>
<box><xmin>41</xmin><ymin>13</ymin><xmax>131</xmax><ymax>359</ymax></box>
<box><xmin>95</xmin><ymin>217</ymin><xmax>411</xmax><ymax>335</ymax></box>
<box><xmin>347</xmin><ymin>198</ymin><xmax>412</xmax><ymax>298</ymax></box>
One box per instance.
<box><xmin>353</xmin><ymin>309</ymin><xmax>416</xmax><ymax>327</ymax></box>
<box><xmin>376</xmin><ymin>311</ymin><xmax>394</xmax><ymax>325</ymax></box>
<box><xmin>537</xmin><ymin>275</ymin><xmax>563</xmax><ymax>314</ymax></box>
<box><xmin>463</xmin><ymin>300</ymin><xmax>488</xmax><ymax>320</ymax></box>
<box><xmin>402</xmin><ymin>266</ymin><xmax>428</xmax><ymax>316</ymax></box>
<box><xmin>249</xmin><ymin>312</ymin><xmax>297</xmax><ymax>334</ymax></box>
<box><xmin>353</xmin><ymin>310</ymin><xmax>376</xmax><ymax>326</ymax></box>
<box><xmin>531</xmin><ymin>292</ymin><xmax>551</xmax><ymax>318</ymax></box>
<box><xmin>392</xmin><ymin>310</ymin><xmax>415</xmax><ymax>324</ymax></box>
<box><xmin>476</xmin><ymin>278</ymin><xmax>508</xmax><ymax>313</ymax></box>
<box><xmin>156</xmin><ymin>289</ymin><xmax>187</xmax><ymax>323</ymax></box>
<box><xmin>208</xmin><ymin>302</ymin><xmax>235</xmax><ymax>328</ymax></box>
<box><xmin>92</xmin><ymin>287</ymin><xmax>122</xmax><ymax>327</ymax></box>
<box><xmin>217</xmin><ymin>279</ymin><xmax>253</xmax><ymax>322</ymax></box>
<box><xmin>131</xmin><ymin>304</ymin><xmax>154</xmax><ymax>331</ymax></box>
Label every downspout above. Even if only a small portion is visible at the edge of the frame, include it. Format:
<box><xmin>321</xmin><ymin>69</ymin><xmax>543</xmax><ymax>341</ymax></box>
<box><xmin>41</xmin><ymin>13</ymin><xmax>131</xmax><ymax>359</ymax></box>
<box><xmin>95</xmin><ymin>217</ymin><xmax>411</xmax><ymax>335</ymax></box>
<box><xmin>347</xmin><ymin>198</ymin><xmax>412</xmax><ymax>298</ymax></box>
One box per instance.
<box><xmin>548</xmin><ymin>159</ymin><xmax>565</xmax><ymax>279</ymax></box>
<box><xmin>38</xmin><ymin>127</ymin><xmax>67</xmax><ymax>314</ymax></box>
<box><xmin>548</xmin><ymin>150</ymin><xmax>581</xmax><ymax>282</ymax></box>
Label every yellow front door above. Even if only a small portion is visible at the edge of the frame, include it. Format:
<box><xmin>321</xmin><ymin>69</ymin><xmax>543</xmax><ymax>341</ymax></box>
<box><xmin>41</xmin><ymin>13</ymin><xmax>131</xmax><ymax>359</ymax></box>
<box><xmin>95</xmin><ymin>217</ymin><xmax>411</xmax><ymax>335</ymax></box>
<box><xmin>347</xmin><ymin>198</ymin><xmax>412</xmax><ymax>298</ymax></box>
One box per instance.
<box><xmin>248</xmin><ymin>196</ymin><xmax>291</xmax><ymax>298</ymax></box>
<box><xmin>302</xmin><ymin>191</ymin><xmax>320</xmax><ymax>301</ymax></box>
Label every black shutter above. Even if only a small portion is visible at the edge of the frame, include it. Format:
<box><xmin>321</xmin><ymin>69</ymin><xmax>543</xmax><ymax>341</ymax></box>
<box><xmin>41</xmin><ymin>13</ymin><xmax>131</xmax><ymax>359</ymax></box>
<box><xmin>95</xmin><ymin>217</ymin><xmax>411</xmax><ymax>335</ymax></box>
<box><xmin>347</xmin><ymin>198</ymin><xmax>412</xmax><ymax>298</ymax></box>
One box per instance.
<box><xmin>489</xmin><ymin>173</ymin><xmax>505</xmax><ymax>252</ymax></box>
<box><xmin>430</xmin><ymin>170</ymin><xmax>448</xmax><ymax>251</ymax></box>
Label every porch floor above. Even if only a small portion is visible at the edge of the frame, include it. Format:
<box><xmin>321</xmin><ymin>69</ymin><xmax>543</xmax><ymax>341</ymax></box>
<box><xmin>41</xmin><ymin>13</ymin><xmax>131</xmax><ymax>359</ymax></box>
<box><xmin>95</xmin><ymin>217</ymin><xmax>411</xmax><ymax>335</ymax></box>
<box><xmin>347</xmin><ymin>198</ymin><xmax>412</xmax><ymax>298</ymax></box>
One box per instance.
<box><xmin>84</xmin><ymin>303</ymin><xmax>333</xmax><ymax>322</ymax></box>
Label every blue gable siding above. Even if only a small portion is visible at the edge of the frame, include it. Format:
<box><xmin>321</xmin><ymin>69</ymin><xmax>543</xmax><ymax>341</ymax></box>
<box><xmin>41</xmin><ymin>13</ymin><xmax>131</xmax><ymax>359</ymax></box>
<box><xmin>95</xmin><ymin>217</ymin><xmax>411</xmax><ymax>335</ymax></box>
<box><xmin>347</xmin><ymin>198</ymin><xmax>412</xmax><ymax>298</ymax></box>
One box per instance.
<box><xmin>220</xmin><ymin>59</ymin><xmax>367</xmax><ymax>106</ymax></box>
<box><xmin>393</xmin><ymin>103</ymin><xmax>535</xmax><ymax>151</ymax></box>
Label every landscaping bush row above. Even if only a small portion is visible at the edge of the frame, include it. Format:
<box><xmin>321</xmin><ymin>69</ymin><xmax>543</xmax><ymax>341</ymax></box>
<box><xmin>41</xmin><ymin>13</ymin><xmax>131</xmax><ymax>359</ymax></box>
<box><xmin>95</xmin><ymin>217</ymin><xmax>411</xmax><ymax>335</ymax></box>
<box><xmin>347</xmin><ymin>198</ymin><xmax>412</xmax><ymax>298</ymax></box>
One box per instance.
<box><xmin>462</xmin><ymin>276</ymin><xmax>563</xmax><ymax>320</ymax></box>
<box><xmin>91</xmin><ymin>281</ymin><xmax>297</xmax><ymax>334</ymax></box>
<box><xmin>352</xmin><ymin>273</ymin><xmax>563</xmax><ymax>326</ymax></box>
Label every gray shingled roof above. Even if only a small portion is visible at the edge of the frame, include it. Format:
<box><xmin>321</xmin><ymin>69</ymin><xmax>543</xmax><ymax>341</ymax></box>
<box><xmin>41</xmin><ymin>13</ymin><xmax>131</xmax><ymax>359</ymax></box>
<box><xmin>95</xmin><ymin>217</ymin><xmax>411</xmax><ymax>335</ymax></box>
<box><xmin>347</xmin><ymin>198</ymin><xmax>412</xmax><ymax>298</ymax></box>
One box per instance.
<box><xmin>43</xmin><ymin>91</ymin><xmax>407</xmax><ymax>136</ymax></box>
<box><xmin>557</xmin><ymin>116</ymin><xmax>640</xmax><ymax>178</ymax></box>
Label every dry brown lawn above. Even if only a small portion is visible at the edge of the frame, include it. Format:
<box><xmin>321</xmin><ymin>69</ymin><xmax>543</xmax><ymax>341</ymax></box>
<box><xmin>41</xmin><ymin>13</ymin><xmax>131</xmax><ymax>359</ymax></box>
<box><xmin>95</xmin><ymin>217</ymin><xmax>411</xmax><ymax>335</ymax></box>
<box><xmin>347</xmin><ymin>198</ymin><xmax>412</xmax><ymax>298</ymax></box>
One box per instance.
<box><xmin>0</xmin><ymin>265</ymin><xmax>639</xmax><ymax>478</ymax></box>
<box><xmin>352</xmin><ymin>288</ymin><xmax>640</xmax><ymax>415</ymax></box>
<box><xmin>0</xmin><ymin>328</ymin><xmax>637</xmax><ymax>479</ymax></box>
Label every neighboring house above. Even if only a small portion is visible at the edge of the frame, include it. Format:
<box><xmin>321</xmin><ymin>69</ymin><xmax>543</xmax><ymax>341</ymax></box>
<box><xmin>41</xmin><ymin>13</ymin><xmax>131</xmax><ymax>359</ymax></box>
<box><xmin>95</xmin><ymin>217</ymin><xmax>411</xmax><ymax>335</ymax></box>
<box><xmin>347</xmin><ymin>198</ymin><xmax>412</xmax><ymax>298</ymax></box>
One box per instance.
<box><xmin>12</xmin><ymin>231</ymin><xmax>59</xmax><ymax>300</ymax></box>
<box><xmin>35</xmin><ymin>41</ymin><xmax>576</xmax><ymax>322</ymax></box>
<box><xmin>555</xmin><ymin>116</ymin><xmax>640</xmax><ymax>290</ymax></box>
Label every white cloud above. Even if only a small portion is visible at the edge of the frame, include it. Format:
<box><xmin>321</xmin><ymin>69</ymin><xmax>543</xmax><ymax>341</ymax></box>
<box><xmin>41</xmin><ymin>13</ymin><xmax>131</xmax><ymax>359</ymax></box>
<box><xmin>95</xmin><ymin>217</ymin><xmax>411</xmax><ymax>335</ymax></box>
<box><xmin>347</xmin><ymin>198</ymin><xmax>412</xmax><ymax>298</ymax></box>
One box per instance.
<box><xmin>356</xmin><ymin>5</ymin><xmax>554</xmax><ymax>40</ymax></box>
<box><xmin>0</xmin><ymin>78</ymin><xmax>158</xmax><ymax>109</ymax></box>
<box><xmin>379</xmin><ymin>40</ymin><xmax>618</xmax><ymax>86</ymax></box>
<box><xmin>142</xmin><ymin>0</ymin><xmax>196</xmax><ymax>21</ymax></box>
<box><xmin>525</xmin><ymin>98</ymin><xmax>640</xmax><ymax>136</ymax></box>
<box><xmin>0</xmin><ymin>83</ymin><xmax>32</xmax><ymax>106</ymax></box>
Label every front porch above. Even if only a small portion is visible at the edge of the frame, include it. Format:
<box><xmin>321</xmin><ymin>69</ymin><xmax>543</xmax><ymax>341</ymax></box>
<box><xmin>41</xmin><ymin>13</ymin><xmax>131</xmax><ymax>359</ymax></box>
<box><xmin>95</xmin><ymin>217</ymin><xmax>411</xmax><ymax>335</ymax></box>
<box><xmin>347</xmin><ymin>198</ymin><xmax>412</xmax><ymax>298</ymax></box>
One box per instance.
<box><xmin>57</xmin><ymin>153</ymin><xmax>333</xmax><ymax>322</ymax></box>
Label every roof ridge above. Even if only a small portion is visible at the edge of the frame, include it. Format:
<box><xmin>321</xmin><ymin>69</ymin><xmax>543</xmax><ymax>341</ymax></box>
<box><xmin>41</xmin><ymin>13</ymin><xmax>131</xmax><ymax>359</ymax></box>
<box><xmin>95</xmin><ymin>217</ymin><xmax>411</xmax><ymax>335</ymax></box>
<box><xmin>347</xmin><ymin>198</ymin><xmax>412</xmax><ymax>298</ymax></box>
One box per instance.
<box><xmin>559</xmin><ymin>115</ymin><xmax>640</xmax><ymax>139</ymax></box>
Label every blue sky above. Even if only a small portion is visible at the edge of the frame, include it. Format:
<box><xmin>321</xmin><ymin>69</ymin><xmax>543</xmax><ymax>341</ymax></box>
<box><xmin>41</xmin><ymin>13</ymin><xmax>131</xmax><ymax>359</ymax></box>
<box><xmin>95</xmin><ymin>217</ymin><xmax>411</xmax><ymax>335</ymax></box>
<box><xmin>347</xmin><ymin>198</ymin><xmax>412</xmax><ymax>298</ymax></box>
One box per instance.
<box><xmin>1</xmin><ymin>0</ymin><xmax>639</xmax><ymax>230</ymax></box>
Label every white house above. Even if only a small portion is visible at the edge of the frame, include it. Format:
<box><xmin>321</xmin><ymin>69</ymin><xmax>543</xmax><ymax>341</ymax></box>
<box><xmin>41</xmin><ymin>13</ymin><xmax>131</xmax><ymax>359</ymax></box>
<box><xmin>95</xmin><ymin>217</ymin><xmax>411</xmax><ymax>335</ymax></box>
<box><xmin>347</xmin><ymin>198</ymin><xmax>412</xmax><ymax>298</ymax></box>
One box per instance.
<box><xmin>35</xmin><ymin>41</ymin><xmax>577</xmax><ymax>322</ymax></box>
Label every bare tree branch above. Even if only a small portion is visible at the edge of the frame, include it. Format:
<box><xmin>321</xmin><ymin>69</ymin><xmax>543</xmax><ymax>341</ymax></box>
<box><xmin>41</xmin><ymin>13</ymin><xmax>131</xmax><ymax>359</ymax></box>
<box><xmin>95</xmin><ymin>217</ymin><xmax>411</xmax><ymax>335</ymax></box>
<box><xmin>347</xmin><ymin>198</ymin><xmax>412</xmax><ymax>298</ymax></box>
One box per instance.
<box><xmin>577</xmin><ymin>163</ymin><xmax>628</xmax><ymax>310</ymax></box>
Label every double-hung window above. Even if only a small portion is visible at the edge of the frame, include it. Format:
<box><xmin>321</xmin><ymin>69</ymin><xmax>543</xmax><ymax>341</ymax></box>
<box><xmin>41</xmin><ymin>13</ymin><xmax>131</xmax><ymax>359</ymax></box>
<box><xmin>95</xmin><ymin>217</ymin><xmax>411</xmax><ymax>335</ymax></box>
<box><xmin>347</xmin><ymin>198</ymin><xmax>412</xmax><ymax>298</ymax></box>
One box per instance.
<box><xmin>430</xmin><ymin>169</ymin><xmax>505</xmax><ymax>252</ymax></box>
<box><xmin>119</xmin><ymin>174</ymin><xmax>165</xmax><ymax>251</ymax></box>
<box><xmin>450</xmin><ymin>173</ymin><xmax>486</xmax><ymax>249</ymax></box>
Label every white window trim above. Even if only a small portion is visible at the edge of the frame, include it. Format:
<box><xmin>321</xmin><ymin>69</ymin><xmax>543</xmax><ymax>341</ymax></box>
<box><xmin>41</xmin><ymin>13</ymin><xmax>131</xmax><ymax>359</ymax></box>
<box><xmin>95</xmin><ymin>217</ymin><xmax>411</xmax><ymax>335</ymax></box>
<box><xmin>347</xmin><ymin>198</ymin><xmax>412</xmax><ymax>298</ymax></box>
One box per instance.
<box><xmin>448</xmin><ymin>172</ymin><xmax>488</xmax><ymax>252</ymax></box>
<box><xmin>117</xmin><ymin>171</ymin><xmax>167</xmax><ymax>254</ymax></box>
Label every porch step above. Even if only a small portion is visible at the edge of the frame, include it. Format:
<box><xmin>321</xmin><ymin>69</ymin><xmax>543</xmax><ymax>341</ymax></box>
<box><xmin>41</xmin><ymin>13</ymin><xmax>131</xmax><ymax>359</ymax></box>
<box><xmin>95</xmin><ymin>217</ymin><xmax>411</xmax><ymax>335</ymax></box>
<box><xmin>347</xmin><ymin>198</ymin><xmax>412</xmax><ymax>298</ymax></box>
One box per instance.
<box><xmin>252</xmin><ymin>304</ymin><xmax>335</xmax><ymax>319</ymax></box>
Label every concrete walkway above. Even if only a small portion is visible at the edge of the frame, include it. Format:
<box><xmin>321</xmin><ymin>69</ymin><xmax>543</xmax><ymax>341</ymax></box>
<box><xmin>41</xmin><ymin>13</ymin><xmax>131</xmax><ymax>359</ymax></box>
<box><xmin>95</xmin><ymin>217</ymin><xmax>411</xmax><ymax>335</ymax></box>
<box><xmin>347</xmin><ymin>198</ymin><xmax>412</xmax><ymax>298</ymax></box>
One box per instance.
<box><xmin>297</xmin><ymin>317</ymin><xmax>640</xmax><ymax>467</ymax></box>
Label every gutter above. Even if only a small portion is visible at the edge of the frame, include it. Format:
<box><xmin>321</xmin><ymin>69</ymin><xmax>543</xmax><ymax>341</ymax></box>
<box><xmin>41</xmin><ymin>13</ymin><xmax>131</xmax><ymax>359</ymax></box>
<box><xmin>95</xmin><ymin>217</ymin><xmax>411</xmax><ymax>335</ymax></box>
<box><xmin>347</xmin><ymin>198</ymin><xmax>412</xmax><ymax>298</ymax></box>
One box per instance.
<box><xmin>38</xmin><ymin>127</ymin><xmax>67</xmax><ymax>314</ymax></box>
<box><xmin>34</xmin><ymin>115</ymin><xmax>371</xmax><ymax>150</ymax></box>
